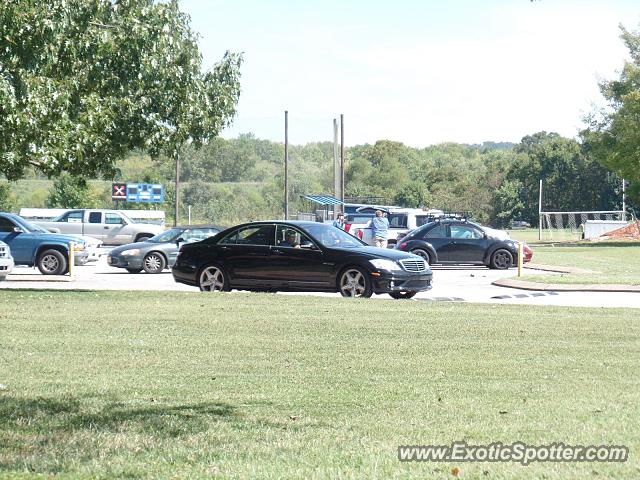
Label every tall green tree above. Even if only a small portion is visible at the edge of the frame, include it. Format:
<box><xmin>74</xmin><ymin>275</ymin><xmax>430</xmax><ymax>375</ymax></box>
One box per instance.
<box><xmin>46</xmin><ymin>174</ymin><xmax>101</xmax><ymax>208</ymax></box>
<box><xmin>582</xmin><ymin>24</ymin><xmax>640</xmax><ymax>204</ymax></box>
<box><xmin>0</xmin><ymin>0</ymin><xmax>242</xmax><ymax>180</ymax></box>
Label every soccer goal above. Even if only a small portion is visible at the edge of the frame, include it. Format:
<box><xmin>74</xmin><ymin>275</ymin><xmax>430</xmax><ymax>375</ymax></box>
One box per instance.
<box><xmin>539</xmin><ymin>210</ymin><xmax>627</xmax><ymax>241</ymax></box>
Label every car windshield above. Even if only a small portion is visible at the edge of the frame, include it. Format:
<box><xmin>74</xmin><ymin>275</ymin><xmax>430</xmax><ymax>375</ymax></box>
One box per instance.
<box><xmin>304</xmin><ymin>224</ymin><xmax>364</xmax><ymax>248</ymax></box>
<box><xmin>148</xmin><ymin>228</ymin><xmax>184</xmax><ymax>243</ymax></box>
<box><xmin>19</xmin><ymin>218</ymin><xmax>50</xmax><ymax>233</ymax></box>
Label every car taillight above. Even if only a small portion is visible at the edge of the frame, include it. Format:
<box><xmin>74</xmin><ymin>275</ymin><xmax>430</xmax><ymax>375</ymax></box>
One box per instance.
<box><xmin>399</xmin><ymin>242</ymin><xmax>407</xmax><ymax>249</ymax></box>
<box><xmin>357</xmin><ymin>230</ymin><xmax>363</xmax><ymax>240</ymax></box>
<box><xmin>344</xmin><ymin>223</ymin><xmax>352</xmax><ymax>232</ymax></box>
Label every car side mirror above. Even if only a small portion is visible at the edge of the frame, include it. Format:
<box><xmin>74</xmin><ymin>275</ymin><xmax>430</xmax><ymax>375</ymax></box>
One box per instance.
<box><xmin>13</xmin><ymin>227</ymin><xmax>23</xmax><ymax>233</ymax></box>
<box><xmin>175</xmin><ymin>237</ymin><xmax>185</xmax><ymax>246</ymax></box>
<box><xmin>300</xmin><ymin>242</ymin><xmax>317</xmax><ymax>250</ymax></box>
<box><xmin>483</xmin><ymin>232</ymin><xmax>488</xmax><ymax>239</ymax></box>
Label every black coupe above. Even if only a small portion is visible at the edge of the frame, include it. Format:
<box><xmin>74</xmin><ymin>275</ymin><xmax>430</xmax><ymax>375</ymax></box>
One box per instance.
<box><xmin>172</xmin><ymin>221</ymin><xmax>433</xmax><ymax>299</ymax></box>
<box><xmin>395</xmin><ymin>219</ymin><xmax>533</xmax><ymax>269</ymax></box>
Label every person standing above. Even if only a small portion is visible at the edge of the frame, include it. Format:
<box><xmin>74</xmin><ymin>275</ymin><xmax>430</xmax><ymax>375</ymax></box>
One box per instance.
<box><xmin>332</xmin><ymin>213</ymin><xmax>346</xmax><ymax>230</ymax></box>
<box><xmin>370</xmin><ymin>210</ymin><xmax>389</xmax><ymax>248</ymax></box>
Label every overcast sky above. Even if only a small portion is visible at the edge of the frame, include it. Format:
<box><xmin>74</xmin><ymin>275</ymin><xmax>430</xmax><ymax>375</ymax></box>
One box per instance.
<box><xmin>178</xmin><ymin>0</ymin><xmax>639</xmax><ymax>147</ymax></box>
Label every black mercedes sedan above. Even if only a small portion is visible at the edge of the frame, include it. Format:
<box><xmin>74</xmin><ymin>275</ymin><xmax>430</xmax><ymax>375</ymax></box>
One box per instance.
<box><xmin>172</xmin><ymin>221</ymin><xmax>433</xmax><ymax>299</ymax></box>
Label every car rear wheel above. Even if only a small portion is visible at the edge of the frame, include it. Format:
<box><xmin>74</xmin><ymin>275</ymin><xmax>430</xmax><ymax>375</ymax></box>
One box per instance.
<box><xmin>126</xmin><ymin>268</ymin><xmax>142</xmax><ymax>274</ymax></box>
<box><xmin>389</xmin><ymin>291</ymin><xmax>417</xmax><ymax>300</ymax></box>
<box><xmin>410</xmin><ymin>248</ymin><xmax>431</xmax><ymax>265</ymax></box>
<box><xmin>143</xmin><ymin>252</ymin><xmax>166</xmax><ymax>274</ymax></box>
<box><xmin>199</xmin><ymin>265</ymin><xmax>230</xmax><ymax>292</ymax></box>
<box><xmin>37</xmin><ymin>249</ymin><xmax>67</xmax><ymax>275</ymax></box>
<box><xmin>339</xmin><ymin>267</ymin><xmax>372</xmax><ymax>298</ymax></box>
<box><xmin>490</xmin><ymin>249</ymin><xmax>513</xmax><ymax>270</ymax></box>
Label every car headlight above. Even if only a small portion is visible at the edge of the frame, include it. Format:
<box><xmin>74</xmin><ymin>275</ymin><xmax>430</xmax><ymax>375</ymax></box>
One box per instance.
<box><xmin>72</xmin><ymin>244</ymin><xmax>85</xmax><ymax>251</ymax></box>
<box><xmin>369</xmin><ymin>258</ymin><xmax>401</xmax><ymax>271</ymax></box>
<box><xmin>121</xmin><ymin>249</ymin><xmax>141</xmax><ymax>256</ymax></box>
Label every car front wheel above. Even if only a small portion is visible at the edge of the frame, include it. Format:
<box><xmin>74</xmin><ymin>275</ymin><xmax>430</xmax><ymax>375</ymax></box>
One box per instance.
<box><xmin>339</xmin><ymin>267</ymin><xmax>373</xmax><ymax>298</ymax></box>
<box><xmin>37</xmin><ymin>249</ymin><xmax>67</xmax><ymax>275</ymax></box>
<box><xmin>490</xmin><ymin>249</ymin><xmax>513</xmax><ymax>270</ymax></box>
<box><xmin>143</xmin><ymin>252</ymin><xmax>166</xmax><ymax>274</ymax></box>
<box><xmin>199</xmin><ymin>265</ymin><xmax>230</xmax><ymax>292</ymax></box>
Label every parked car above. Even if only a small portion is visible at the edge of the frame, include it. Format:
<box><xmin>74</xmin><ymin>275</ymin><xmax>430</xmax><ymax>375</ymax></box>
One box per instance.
<box><xmin>33</xmin><ymin>209</ymin><xmax>163</xmax><ymax>245</ymax></box>
<box><xmin>0</xmin><ymin>212</ymin><xmax>88</xmax><ymax>274</ymax></box>
<box><xmin>108</xmin><ymin>225</ymin><xmax>222</xmax><ymax>273</ymax></box>
<box><xmin>395</xmin><ymin>218</ymin><xmax>533</xmax><ymax>269</ymax></box>
<box><xmin>172</xmin><ymin>221</ymin><xmax>433</xmax><ymax>299</ymax></box>
<box><xmin>0</xmin><ymin>240</ymin><xmax>14</xmax><ymax>280</ymax></box>
<box><xmin>510</xmin><ymin>220</ymin><xmax>532</xmax><ymax>229</ymax></box>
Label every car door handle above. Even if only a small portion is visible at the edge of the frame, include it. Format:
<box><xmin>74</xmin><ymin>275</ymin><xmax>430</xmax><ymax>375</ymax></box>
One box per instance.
<box><xmin>271</xmin><ymin>248</ymin><xmax>285</xmax><ymax>255</ymax></box>
<box><xmin>103</xmin><ymin>226</ymin><xmax>110</xmax><ymax>229</ymax></box>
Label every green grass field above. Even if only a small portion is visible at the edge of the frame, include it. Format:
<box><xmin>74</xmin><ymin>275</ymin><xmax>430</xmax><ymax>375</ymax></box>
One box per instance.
<box><xmin>1</xmin><ymin>291</ymin><xmax>638</xmax><ymax>479</ymax></box>
<box><xmin>522</xmin><ymin>243</ymin><xmax>640</xmax><ymax>285</ymax></box>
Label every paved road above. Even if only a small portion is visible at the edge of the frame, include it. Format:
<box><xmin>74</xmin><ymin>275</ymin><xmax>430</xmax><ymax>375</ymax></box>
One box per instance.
<box><xmin>2</xmin><ymin>254</ymin><xmax>639</xmax><ymax>309</ymax></box>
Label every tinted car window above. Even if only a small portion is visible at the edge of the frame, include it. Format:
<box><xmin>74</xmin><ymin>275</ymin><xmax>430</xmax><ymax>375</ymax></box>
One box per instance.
<box><xmin>424</xmin><ymin>225</ymin><xmax>447</xmax><ymax>238</ymax></box>
<box><xmin>0</xmin><ymin>217</ymin><xmax>16</xmax><ymax>232</ymax></box>
<box><xmin>88</xmin><ymin>212</ymin><xmax>102</xmax><ymax>223</ymax></box>
<box><xmin>387</xmin><ymin>214</ymin><xmax>407</xmax><ymax>228</ymax></box>
<box><xmin>415</xmin><ymin>215</ymin><xmax>433</xmax><ymax>227</ymax></box>
<box><xmin>220</xmin><ymin>225</ymin><xmax>274</xmax><ymax>246</ymax></box>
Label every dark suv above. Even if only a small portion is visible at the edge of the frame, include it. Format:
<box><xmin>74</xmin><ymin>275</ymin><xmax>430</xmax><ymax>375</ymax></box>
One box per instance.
<box><xmin>395</xmin><ymin>219</ymin><xmax>532</xmax><ymax>269</ymax></box>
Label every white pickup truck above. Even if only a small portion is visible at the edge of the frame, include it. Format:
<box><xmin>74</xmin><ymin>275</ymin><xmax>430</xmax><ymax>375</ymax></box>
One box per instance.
<box><xmin>33</xmin><ymin>209</ymin><xmax>164</xmax><ymax>246</ymax></box>
<box><xmin>352</xmin><ymin>207</ymin><xmax>444</xmax><ymax>247</ymax></box>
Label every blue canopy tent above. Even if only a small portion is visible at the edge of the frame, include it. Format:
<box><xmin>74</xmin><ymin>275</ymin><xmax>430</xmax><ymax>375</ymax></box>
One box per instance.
<box><xmin>300</xmin><ymin>195</ymin><xmax>343</xmax><ymax>221</ymax></box>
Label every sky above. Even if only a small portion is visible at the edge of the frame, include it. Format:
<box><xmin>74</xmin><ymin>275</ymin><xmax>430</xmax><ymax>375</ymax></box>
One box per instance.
<box><xmin>178</xmin><ymin>0</ymin><xmax>640</xmax><ymax>147</ymax></box>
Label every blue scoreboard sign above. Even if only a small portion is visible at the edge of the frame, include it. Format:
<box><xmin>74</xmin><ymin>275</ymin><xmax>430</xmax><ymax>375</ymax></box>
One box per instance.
<box><xmin>126</xmin><ymin>183</ymin><xmax>165</xmax><ymax>203</ymax></box>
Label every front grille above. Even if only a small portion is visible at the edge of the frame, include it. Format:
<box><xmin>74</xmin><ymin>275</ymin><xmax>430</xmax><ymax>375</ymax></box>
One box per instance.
<box><xmin>399</xmin><ymin>258</ymin><xmax>428</xmax><ymax>273</ymax></box>
<box><xmin>0</xmin><ymin>247</ymin><xmax>6</xmax><ymax>258</ymax></box>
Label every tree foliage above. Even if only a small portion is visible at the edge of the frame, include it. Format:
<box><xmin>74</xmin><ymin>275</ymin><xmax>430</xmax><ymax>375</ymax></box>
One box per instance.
<box><xmin>582</xmin><ymin>24</ymin><xmax>640</xmax><ymax>204</ymax></box>
<box><xmin>0</xmin><ymin>0</ymin><xmax>242</xmax><ymax>180</ymax></box>
<box><xmin>46</xmin><ymin>174</ymin><xmax>101</xmax><ymax>208</ymax></box>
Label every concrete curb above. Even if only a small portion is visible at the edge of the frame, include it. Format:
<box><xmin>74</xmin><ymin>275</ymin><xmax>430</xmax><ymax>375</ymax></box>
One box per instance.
<box><xmin>493</xmin><ymin>278</ymin><xmax>640</xmax><ymax>293</ymax></box>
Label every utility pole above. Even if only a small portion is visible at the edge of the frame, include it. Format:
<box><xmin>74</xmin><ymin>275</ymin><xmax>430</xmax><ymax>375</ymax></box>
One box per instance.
<box><xmin>340</xmin><ymin>114</ymin><xmax>345</xmax><ymax>210</ymax></box>
<box><xmin>622</xmin><ymin>178</ymin><xmax>626</xmax><ymax>220</ymax></box>
<box><xmin>333</xmin><ymin>118</ymin><xmax>339</xmax><ymax>215</ymax></box>
<box><xmin>174</xmin><ymin>150</ymin><xmax>180</xmax><ymax>227</ymax></box>
<box><xmin>538</xmin><ymin>179</ymin><xmax>543</xmax><ymax>240</ymax></box>
<box><xmin>284</xmin><ymin>110</ymin><xmax>289</xmax><ymax>220</ymax></box>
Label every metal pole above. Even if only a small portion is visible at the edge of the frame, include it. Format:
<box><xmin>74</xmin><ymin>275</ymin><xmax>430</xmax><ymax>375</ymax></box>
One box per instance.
<box><xmin>333</xmin><ymin>118</ymin><xmax>339</xmax><ymax>216</ymax></box>
<box><xmin>174</xmin><ymin>150</ymin><xmax>180</xmax><ymax>227</ymax></box>
<box><xmin>340</xmin><ymin>114</ymin><xmax>345</xmax><ymax>210</ymax></box>
<box><xmin>188</xmin><ymin>205</ymin><xmax>191</xmax><ymax>225</ymax></box>
<box><xmin>518</xmin><ymin>242</ymin><xmax>523</xmax><ymax>277</ymax></box>
<box><xmin>284</xmin><ymin>111</ymin><xmax>289</xmax><ymax>220</ymax></box>
<box><xmin>538</xmin><ymin>179</ymin><xmax>543</xmax><ymax>241</ymax></box>
<box><xmin>622</xmin><ymin>178</ymin><xmax>626</xmax><ymax>220</ymax></box>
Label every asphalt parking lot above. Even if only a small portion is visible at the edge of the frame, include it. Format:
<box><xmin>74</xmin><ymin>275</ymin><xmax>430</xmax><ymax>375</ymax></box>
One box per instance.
<box><xmin>3</xmin><ymin>250</ymin><xmax>639</xmax><ymax>308</ymax></box>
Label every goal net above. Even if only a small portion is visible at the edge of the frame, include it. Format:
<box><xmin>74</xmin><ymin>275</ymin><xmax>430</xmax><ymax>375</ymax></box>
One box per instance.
<box><xmin>540</xmin><ymin>210</ymin><xmax>626</xmax><ymax>241</ymax></box>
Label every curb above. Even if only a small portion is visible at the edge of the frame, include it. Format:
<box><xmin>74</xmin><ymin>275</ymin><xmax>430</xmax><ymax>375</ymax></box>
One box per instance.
<box><xmin>493</xmin><ymin>278</ymin><xmax>640</xmax><ymax>293</ymax></box>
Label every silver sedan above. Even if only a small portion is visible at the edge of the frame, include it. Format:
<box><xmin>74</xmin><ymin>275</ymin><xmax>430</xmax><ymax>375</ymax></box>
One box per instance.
<box><xmin>107</xmin><ymin>225</ymin><xmax>221</xmax><ymax>273</ymax></box>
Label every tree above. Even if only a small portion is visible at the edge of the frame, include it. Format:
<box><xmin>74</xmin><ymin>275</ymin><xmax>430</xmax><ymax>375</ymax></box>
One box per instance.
<box><xmin>46</xmin><ymin>174</ymin><xmax>101</xmax><ymax>208</ymax></box>
<box><xmin>582</xmin><ymin>25</ymin><xmax>640</xmax><ymax>204</ymax></box>
<box><xmin>0</xmin><ymin>0</ymin><xmax>242</xmax><ymax>180</ymax></box>
<box><xmin>0</xmin><ymin>182</ymin><xmax>17</xmax><ymax>212</ymax></box>
<box><xmin>393</xmin><ymin>182</ymin><xmax>431</xmax><ymax>208</ymax></box>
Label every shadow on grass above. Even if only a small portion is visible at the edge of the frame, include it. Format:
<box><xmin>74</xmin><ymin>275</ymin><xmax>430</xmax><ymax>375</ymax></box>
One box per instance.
<box><xmin>0</xmin><ymin>394</ymin><xmax>237</xmax><ymax>437</ymax></box>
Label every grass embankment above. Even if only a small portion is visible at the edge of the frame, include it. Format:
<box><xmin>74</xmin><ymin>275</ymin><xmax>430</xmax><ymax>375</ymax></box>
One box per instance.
<box><xmin>521</xmin><ymin>243</ymin><xmax>640</xmax><ymax>285</ymax></box>
<box><xmin>0</xmin><ymin>291</ymin><xmax>638</xmax><ymax>479</ymax></box>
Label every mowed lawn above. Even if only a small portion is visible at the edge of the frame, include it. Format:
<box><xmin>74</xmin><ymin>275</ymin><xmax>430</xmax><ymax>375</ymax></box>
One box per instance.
<box><xmin>1</xmin><ymin>291</ymin><xmax>638</xmax><ymax>479</ymax></box>
<box><xmin>522</xmin><ymin>243</ymin><xmax>640</xmax><ymax>285</ymax></box>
